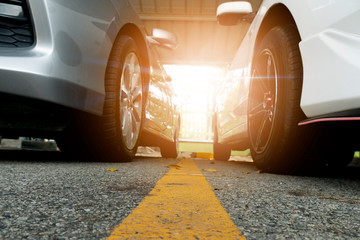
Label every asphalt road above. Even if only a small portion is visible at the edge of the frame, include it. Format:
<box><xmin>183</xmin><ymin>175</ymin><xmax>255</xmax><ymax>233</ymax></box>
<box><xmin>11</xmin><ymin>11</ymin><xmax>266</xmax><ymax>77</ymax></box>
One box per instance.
<box><xmin>0</xmin><ymin>150</ymin><xmax>359</xmax><ymax>239</ymax></box>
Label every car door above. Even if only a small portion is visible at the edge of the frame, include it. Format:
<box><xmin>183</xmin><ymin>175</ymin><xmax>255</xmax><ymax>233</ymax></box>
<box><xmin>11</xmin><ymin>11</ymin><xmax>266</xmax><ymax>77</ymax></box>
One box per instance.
<box><xmin>216</xmin><ymin>35</ymin><xmax>253</xmax><ymax>143</ymax></box>
<box><xmin>145</xmin><ymin>45</ymin><xmax>175</xmax><ymax>141</ymax></box>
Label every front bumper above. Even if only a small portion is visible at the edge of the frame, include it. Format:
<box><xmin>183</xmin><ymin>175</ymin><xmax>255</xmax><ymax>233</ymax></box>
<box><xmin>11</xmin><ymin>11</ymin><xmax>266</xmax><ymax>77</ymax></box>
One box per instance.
<box><xmin>0</xmin><ymin>0</ymin><xmax>118</xmax><ymax>116</ymax></box>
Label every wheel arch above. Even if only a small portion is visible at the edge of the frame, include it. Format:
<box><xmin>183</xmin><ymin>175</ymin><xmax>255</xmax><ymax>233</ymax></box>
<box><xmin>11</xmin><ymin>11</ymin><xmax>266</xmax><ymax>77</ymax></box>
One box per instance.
<box><xmin>254</xmin><ymin>4</ymin><xmax>301</xmax><ymax>58</ymax></box>
<box><xmin>117</xmin><ymin>23</ymin><xmax>151</xmax><ymax>96</ymax></box>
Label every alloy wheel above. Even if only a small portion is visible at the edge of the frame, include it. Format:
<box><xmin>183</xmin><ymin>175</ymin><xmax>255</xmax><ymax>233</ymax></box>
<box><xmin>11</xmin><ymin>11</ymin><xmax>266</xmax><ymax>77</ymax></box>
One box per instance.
<box><xmin>119</xmin><ymin>52</ymin><xmax>143</xmax><ymax>150</ymax></box>
<box><xmin>249</xmin><ymin>49</ymin><xmax>278</xmax><ymax>154</ymax></box>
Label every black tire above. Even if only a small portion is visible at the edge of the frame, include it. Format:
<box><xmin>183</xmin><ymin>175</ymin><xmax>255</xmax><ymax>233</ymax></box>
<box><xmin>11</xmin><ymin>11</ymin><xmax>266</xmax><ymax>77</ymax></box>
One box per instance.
<box><xmin>248</xmin><ymin>24</ymin><xmax>307</xmax><ymax>173</ymax></box>
<box><xmin>161</xmin><ymin>118</ymin><xmax>180</xmax><ymax>158</ymax></box>
<box><xmin>213</xmin><ymin>122</ymin><xmax>231</xmax><ymax>161</ymax></box>
<box><xmin>160</xmin><ymin>135</ymin><xmax>179</xmax><ymax>158</ymax></box>
<box><xmin>102</xmin><ymin>35</ymin><xmax>145</xmax><ymax>162</ymax></box>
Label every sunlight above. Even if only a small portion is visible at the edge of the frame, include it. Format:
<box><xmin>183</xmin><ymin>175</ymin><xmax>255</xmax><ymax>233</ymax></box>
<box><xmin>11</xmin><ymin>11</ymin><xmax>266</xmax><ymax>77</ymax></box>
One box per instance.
<box><xmin>164</xmin><ymin>65</ymin><xmax>226</xmax><ymax>141</ymax></box>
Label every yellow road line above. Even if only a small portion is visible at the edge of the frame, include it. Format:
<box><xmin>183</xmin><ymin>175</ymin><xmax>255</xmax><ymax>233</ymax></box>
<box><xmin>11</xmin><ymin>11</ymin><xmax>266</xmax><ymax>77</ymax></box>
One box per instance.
<box><xmin>107</xmin><ymin>158</ymin><xmax>245</xmax><ymax>239</ymax></box>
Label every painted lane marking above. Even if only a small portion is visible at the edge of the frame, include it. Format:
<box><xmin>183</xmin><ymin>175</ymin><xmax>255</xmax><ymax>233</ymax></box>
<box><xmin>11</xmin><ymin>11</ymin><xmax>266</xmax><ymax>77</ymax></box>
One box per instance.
<box><xmin>107</xmin><ymin>158</ymin><xmax>245</xmax><ymax>239</ymax></box>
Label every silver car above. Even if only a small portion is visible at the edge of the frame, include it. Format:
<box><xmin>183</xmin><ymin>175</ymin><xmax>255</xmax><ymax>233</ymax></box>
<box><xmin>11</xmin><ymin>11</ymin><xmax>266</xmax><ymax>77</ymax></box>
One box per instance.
<box><xmin>0</xmin><ymin>0</ymin><xmax>179</xmax><ymax>161</ymax></box>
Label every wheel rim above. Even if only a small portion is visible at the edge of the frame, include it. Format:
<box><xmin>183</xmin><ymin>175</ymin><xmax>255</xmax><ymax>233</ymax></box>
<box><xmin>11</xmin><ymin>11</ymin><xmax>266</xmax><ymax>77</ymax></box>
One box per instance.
<box><xmin>119</xmin><ymin>52</ymin><xmax>143</xmax><ymax>150</ymax></box>
<box><xmin>249</xmin><ymin>49</ymin><xmax>278</xmax><ymax>154</ymax></box>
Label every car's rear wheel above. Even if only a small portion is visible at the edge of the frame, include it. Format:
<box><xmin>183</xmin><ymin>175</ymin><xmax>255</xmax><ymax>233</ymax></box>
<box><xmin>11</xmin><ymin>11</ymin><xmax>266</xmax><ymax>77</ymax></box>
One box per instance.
<box><xmin>213</xmin><ymin>122</ymin><xmax>231</xmax><ymax>161</ymax></box>
<box><xmin>160</xmin><ymin>133</ymin><xmax>179</xmax><ymax>158</ymax></box>
<box><xmin>248</xmin><ymin>25</ymin><xmax>308</xmax><ymax>172</ymax></box>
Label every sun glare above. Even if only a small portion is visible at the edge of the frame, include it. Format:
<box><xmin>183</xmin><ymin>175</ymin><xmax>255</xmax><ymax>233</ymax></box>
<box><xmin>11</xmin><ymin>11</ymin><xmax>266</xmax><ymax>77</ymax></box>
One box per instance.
<box><xmin>164</xmin><ymin>65</ymin><xmax>226</xmax><ymax>141</ymax></box>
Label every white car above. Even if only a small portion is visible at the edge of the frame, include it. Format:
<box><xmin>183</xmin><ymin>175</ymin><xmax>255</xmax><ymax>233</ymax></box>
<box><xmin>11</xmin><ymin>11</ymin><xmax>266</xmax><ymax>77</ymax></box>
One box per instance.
<box><xmin>0</xmin><ymin>0</ymin><xmax>180</xmax><ymax>161</ymax></box>
<box><xmin>214</xmin><ymin>1</ymin><xmax>360</xmax><ymax>172</ymax></box>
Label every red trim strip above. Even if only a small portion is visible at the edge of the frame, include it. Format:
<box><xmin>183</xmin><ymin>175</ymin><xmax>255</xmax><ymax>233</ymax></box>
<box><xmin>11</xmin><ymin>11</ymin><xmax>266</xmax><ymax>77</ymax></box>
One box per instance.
<box><xmin>298</xmin><ymin>117</ymin><xmax>360</xmax><ymax>126</ymax></box>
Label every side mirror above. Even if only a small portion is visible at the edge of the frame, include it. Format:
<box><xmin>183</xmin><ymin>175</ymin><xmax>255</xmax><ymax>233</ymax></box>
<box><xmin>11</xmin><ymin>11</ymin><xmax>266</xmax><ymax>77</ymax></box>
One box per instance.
<box><xmin>148</xmin><ymin>28</ymin><xmax>178</xmax><ymax>50</ymax></box>
<box><xmin>217</xmin><ymin>1</ymin><xmax>254</xmax><ymax>26</ymax></box>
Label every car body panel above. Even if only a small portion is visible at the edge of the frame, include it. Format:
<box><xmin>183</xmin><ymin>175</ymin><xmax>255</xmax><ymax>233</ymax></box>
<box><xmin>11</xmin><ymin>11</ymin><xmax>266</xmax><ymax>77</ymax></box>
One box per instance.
<box><xmin>216</xmin><ymin>0</ymin><xmax>360</xmax><ymax>145</ymax></box>
<box><xmin>143</xmin><ymin>45</ymin><xmax>179</xmax><ymax>142</ymax></box>
<box><xmin>0</xmin><ymin>0</ymin><xmax>179</xmax><ymax>146</ymax></box>
<box><xmin>0</xmin><ymin>0</ymin><xmax>145</xmax><ymax>115</ymax></box>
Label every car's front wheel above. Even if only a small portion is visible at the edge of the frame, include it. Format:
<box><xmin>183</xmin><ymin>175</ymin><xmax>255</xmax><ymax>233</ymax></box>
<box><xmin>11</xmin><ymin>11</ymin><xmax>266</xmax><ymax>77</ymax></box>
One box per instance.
<box><xmin>102</xmin><ymin>35</ymin><xmax>145</xmax><ymax>161</ymax></box>
<box><xmin>248</xmin><ymin>24</ymin><xmax>308</xmax><ymax>173</ymax></box>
